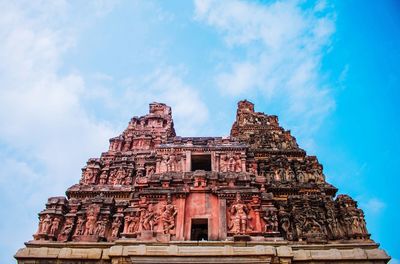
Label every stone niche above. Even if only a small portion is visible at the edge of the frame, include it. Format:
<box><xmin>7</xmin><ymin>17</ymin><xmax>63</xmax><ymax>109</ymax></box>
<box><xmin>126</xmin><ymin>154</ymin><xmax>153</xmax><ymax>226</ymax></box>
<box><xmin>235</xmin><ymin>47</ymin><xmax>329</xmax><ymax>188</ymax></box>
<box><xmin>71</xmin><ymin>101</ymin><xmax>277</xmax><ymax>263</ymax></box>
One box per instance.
<box><xmin>15</xmin><ymin>101</ymin><xmax>391</xmax><ymax>264</ymax></box>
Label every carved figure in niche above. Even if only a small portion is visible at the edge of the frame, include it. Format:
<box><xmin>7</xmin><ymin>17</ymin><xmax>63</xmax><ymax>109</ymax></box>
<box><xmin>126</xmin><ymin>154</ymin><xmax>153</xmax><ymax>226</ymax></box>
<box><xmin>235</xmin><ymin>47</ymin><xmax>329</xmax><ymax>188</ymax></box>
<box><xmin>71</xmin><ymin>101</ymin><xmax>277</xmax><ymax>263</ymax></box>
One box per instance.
<box><xmin>220</xmin><ymin>154</ymin><xmax>228</xmax><ymax>172</ymax></box>
<box><xmin>114</xmin><ymin>167</ymin><xmax>126</xmax><ymax>185</ymax></box>
<box><xmin>74</xmin><ymin>216</ymin><xmax>86</xmax><ymax>236</ymax></box>
<box><xmin>82</xmin><ymin>168</ymin><xmax>97</xmax><ymax>185</ymax></box>
<box><xmin>258</xmin><ymin>162</ymin><xmax>266</xmax><ymax>177</ymax></box>
<box><xmin>296</xmin><ymin>170</ymin><xmax>306</xmax><ymax>183</ymax></box>
<box><xmin>124</xmin><ymin>174</ymin><xmax>132</xmax><ymax>185</ymax></box>
<box><xmin>249</xmin><ymin>162</ymin><xmax>257</xmax><ymax>175</ymax></box>
<box><xmin>286</xmin><ymin>167</ymin><xmax>295</xmax><ymax>181</ymax></box>
<box><xmin>60</xmin><ymin>218</ymin><xmax>74</xmax><ymax>238</ymax></box>
<box><xmin>40</xmin><ymin>214</ymin><xmax>52</xmax><ymax>234</ymax></box>
<box><xmin>49</xmin><ymin>217</ymin><xmax>61</xmax><ymax>236</ymax></box>
<box><xmin>146</xmin><ymin>165</ymin><xmax>155</xmax><ymax>177</ymax></box>
<box><xmin>292</xmin><ymin>205</ymin><xmax>306</xmax><ymax>239</ymax></box>
<box><xmin>234</xmin><ymin>155</ymin><xmax>242</xmax><ymax>172</ymax></box>
<box><xmin>159</xmin><ymin>201</ymin><xmax>177</xmax><ymax>234</ymax></box>
<box><xmin>141</xmin><ymin>204</ymin><xmax>158</xmax><ymax>231</ymax></box>
<box><xmin>312</xmin><ymin>166</ymin><xmax>324</xmax><ymax>183</ymax></box>
<box><xmin>220</xmin><ymin>154</ymin><xmax>242</xmax><ymax>173</ymax></box>
<box><xmin>99</xmin><ymin>170</ymin><xmax>108</xmax><ymax>185</ymax></box>
<box><xmin>160</xmin><ymin>155</ymin><xmax>168</xmax><ymax>173</ymax></box>
<box><xmin>228</xmin><ymin>156</ymin><xmax>236</xmax><ymax>172</ymax></box>
<box><xmin>135</xmin><ymin>169</ymin><xmax>148</xmax><ymax>185</ymax></box>
<box><xmin>95</xmin><ymin>218</ymin><xmax>107</xmax><ymax>237</ymax></box>
<box><xmin>263</xmin><ymin>210</ymin><xmax>278</xmax><ymax>233</ymax></box>
<box><xmin>124</xmin><ymin>211</ymin><xmax>140</xmax><ymax>234</ymax></box>
<box><xmin>274</xmin><ymin>168</ymin><xmax>285</xmax><ymax>182</ymax></box>
<box><xmin>278</xmin><ymin>206</ymin><xmax>292</xmax><ymax>240</ymax></box>
<box><xmin>325</xmin><ymin>203</ymin><xmax>342</xmax><ymax>239</ymax></box>
<box><xmin>111</xmin><ymin>217</ymin><xmax>122</xmax><ymax>237</ymax></box>
<box><xmin>84</xmin><ymin>207</ymin><xmax>99</xmax><ymax>236</ymax></box>
<box><xmin>167</xmin><ymin>155</ymin><xmax>176</xmax><ymax>171</ymax></box>
<box><xmin>228</xmin><ymin>193</ymin><xmax>251</xmax><ymax>234</ymax></box>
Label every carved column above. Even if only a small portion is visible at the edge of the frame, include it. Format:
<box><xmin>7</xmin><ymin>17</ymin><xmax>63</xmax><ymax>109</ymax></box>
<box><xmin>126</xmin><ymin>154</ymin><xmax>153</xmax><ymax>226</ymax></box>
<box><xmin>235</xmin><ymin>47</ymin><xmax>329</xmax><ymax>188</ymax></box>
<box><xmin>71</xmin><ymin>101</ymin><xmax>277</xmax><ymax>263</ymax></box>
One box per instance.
<box><xmin>185</xmin><ymin>151</ymin><xmax>191</xmax><ymax>172</ymax></box>
<box><xmin>175</xmin><ymin>195</ymin><xmax>186</xmax><ymax>240</ymax></box>
<box><xmin>218</xmin><ymin>197</ymin><xmax>227</xmax><ymax>240</ymax></box>
<box><xmin>241</xmin><ymin>153</ymin><xmax>246</xmax><ymax>172</ymax></box>
<box><xmin>215</xmin><ymin>153</ymin><xmax>220</xmax><ymax>172</ymax></box>
<box><xmin>156</xmin><ymin>157</ymin><xmax>161</xmax><ymax>174</ymax></box>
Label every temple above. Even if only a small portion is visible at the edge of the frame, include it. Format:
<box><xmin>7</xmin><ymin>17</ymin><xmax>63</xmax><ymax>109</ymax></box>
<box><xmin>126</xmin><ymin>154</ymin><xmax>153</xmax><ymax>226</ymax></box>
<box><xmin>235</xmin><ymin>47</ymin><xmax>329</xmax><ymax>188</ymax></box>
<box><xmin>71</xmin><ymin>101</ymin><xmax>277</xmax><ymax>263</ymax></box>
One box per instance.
<box><xmin>15</xmin><ymin>101</ymin><xmax>390</xmax><ymax>264</ymax></box>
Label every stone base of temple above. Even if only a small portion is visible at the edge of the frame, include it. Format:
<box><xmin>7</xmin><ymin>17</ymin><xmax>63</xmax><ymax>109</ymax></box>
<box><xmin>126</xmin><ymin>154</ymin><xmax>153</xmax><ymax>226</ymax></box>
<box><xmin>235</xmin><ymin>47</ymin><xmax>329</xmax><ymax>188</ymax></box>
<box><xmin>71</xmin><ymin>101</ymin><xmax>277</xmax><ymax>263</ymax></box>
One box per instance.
<box><xmin>15</xmin><ymin>240</ymin><xmax>390</xmax><ymax>264</ymax></box>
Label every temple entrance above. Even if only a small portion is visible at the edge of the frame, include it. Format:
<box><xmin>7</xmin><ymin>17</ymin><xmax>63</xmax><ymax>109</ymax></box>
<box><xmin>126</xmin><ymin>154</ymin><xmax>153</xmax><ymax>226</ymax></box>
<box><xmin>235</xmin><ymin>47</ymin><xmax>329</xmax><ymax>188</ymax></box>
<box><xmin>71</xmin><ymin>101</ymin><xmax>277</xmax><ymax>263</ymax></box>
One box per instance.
<box><xmin>190</xmin><ymin>218</ymin><xmax>208</xmax><ymax>241</ymax></box>
<box><xmin>191</xmin><ymin>154</ymin><xmax>212</xmax><ymax>171</ymax></box>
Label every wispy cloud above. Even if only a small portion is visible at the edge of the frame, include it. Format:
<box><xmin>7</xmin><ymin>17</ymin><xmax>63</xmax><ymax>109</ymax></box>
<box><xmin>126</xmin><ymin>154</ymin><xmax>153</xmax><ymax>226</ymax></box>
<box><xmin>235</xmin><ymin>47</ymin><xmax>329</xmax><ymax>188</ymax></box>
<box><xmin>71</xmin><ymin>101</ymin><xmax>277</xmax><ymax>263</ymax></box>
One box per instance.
<box><xmin>0</xmin><ymin>2</ymin><xmax>117</xmax><ymax>262</ymax></box>
<box><xmin>0</xmin><ymin>6</ymin><xmax>209</xmax><ymax>262</ymax></box>
<box><xmin>194</xmin><ymin>0</ymin><xmax>336</xmax><ymax>151</ymax></box>
<box><xmin>360</xmin><ymin>197</ymin><xmax>386</xmax><ymax>215</ymax></box>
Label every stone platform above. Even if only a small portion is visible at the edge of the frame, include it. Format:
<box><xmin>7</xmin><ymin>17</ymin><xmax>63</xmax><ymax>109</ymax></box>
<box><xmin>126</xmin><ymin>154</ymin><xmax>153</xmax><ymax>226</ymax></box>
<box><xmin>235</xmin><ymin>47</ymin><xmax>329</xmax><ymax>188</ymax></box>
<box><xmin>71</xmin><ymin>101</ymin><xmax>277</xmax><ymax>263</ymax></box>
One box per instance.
<box><xmin>15</xmin><ymin>240</ymin><xmax>390</xmax><ymax>264</ymax></box>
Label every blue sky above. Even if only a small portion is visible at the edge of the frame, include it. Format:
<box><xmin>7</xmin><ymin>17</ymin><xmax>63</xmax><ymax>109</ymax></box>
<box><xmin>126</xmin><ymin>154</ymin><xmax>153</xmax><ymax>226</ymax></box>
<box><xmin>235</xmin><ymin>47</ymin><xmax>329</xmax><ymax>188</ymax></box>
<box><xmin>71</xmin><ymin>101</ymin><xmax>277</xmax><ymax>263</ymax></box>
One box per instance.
<box><xmin>0</xmin><ymin>0</ymin><xmax>399</xmax><ymax>263</ymax></box>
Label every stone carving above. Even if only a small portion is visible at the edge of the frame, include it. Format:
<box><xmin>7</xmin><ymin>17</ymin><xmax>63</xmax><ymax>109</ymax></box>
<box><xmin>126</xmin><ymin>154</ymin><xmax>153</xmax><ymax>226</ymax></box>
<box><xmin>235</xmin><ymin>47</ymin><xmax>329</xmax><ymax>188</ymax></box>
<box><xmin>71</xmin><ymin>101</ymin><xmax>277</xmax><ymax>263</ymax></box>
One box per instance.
<box><xmin>29</xmin><ymin>101</ymin><xmax>374</xmax><ymax>245</ymax></box>
<box><xmin>111</xmin><ymin>217</ymin><xmax>122</xmax><ymax>238</ymax></box>
<box><xmin>49</xmin><ymin>217</ymin><xmax>61</xmax><ymax>236</ymax></box>
<box><xmin>228</xmin><ymin>193</ymin><xmax>251</xmax><ymax>234</ymax></box>
<box><xmin>159</xmin><ymin>201</ymin><xmax>177</xmax><ymax>234</ymax></box>
<box><xmin>220</xmin><ymin>154</ymin><xmax>242</xmax><ymax>172</ymax></box>
<box><xmin>123</xmin><ymin>211</ymin><xmax>140</xmax><ymax>234</ymax></box>
<box><xmin>95</xmin><ymin>217</ymin><xmax>108</xmax><ymax>238</ymax></box>
<box><xmin>74</xmin><ymin>216</ymin><xmax>86</xmax><ymax>236</ymax></box>
<box><xmin>141</xmin><ymin>204</ymin><xmax>158</xmax><ymax>231</ymax></box>
<box><xmin>58</xmin><ymin>218</ymin><xmax>74</xmax><ymax>241</ymax></box>
<box><xmin>84</xmin><ymin>205</ymin><xmax>100</xmax><ymax>236</ymax></box>
<box><xmin>159</xmin><ymin>154</ymin><xmax>182</xmax><ymax>173</ymax></box>
<box><xmin>263</xmin><ymin>209</ymin><xmax>278</xmax><ymax>233</ymax></box>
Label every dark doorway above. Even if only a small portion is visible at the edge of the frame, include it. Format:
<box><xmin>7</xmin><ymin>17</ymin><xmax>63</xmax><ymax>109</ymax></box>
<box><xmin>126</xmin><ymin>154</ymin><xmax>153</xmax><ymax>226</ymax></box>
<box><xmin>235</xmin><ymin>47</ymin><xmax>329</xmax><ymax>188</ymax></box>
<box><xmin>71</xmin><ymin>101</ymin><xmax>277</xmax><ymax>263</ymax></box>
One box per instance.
<box><xmin>191</xmin><ymin>154</ymin><xmax>211</xmax><ymax>171</ymax></box>
<box><xmin>191</xmin><ymin>218</ymin><xmax>208</xmax><ymax>241</ymax></box>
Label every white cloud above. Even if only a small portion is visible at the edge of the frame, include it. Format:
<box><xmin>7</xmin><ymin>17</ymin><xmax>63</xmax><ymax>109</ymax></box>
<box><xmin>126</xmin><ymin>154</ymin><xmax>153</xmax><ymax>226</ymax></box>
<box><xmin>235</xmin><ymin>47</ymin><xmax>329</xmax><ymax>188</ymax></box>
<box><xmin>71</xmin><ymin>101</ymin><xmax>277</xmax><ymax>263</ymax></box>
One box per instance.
<box><xmin>0</xmin><ymin>2</ymin><xmax>118</xmax><ymax>263</ymax></box>
<box><xmin>87</xmin><ymin>67</ymin><xmax>209</xmax><ymax>136</ymax></box>
<box><xmin>194</xmin><ymin>0</ymin><xmax>336</xmax><ymax>151</ymax></box>
<box><xmin>360</xmin><ymin>198</ymin><xmax>386</xmax><ymax>215</ymax></box>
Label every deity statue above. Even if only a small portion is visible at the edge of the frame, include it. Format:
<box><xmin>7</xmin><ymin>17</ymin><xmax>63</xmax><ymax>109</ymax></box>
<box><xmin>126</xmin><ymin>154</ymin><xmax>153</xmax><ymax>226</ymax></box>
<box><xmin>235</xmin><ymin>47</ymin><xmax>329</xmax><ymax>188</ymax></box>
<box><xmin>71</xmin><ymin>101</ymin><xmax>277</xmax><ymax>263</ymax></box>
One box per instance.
<box><xmin>84</xmin><ymin>210</ymin><xmax>98</xmax><ymax>235</ymax></box>
<box><xmin>99</xmin><ymin>170</ymin><xmax>108</xmax><ymax>185</ymax></box>
<box><xmin>95</xmin><ymin>218</ymin><xmax>107</xmax><ymax>237</ymax></box>
<box><xmin>141</xmin><ymin>204</ymin><xmax>158</xmax><ymax>231</ymax></box>
<box><xmin>40</xmin><ymin>214</ymin><xmax>52</xmax><ymax>234</ymax></box>
<box><xmin>82</xmin><ymin>169</ymin><xmax>97</xmax><ymax>185</ymax></box>
<box><xmin>228</xmin><ymin>193</ymin><xmax>251</xmax><ymax>234</ymax></box>
<box><xmin>234</xmin><ymin>155</ymin><xmax>242</xmax><ymax>172</ymax></box>
<box><xmin>111</xmin><ymin>217</ymin><xmax>122</xmax><ymax>237</ymax></box>
<box><xmin>159</xmin><ymin>202</ymin><xmax>177</xmax><ymax>234</ymax></box>
<box><xmin>59</xmin><ymin>218</ymin><xmax>74</xmax><ymax>238</ymax></box>
<box><xmin>220</xmin><ymin>154</ymin><xmax>228</xmax><ymax>172</ymax></box>
<box><xmin>49</xmin><ymin>217</ymin><xmax>61</xmax><ymax>236</ymax></box>
<box><xmin>160</xmin><ymin>155</ymin><xmax>168</xmax><ymax>173</ymax></box>
<box><xmin>263</xmin><ymin>210</ymin><xmax>278</xmax><ymax>233</ymax></box>
<box><xmin>114</xmin><ymin>167</ymin><xmax>126</xmax><ymax>185</ymax></box>
<box><xmin>124</xmin><ymin>212</ymin><xmax>140</xmax><ymax>234</ymax></box>
<box><xmin>278</xmin><ymin>206</ymin><xmax>292</xmax><ymax>240</ymax></box>
<box><xmin>74</xmin><ymin>216</ymin><xmax>86</xmax><ymax>236</ymax></box>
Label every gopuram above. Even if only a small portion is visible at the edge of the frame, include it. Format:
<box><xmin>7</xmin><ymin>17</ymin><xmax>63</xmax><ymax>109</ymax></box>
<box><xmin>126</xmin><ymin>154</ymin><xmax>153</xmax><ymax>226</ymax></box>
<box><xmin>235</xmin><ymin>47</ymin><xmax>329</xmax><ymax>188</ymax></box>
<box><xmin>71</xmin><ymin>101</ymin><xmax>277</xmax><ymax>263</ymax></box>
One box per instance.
<box><xmin>15</xmin><ymin>101</ymin><xmax>390</xmax><ymax>264</ymax></box>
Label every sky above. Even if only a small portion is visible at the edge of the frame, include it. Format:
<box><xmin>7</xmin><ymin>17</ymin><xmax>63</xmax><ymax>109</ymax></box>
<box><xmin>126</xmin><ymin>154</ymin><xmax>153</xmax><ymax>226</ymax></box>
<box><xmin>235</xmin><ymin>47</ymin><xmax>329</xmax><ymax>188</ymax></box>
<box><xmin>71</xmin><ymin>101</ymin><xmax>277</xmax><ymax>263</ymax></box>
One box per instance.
<box><xmin>0</xmin><ymin>0</ymin><xmax>399</xmax><ymax>263</ymax></box>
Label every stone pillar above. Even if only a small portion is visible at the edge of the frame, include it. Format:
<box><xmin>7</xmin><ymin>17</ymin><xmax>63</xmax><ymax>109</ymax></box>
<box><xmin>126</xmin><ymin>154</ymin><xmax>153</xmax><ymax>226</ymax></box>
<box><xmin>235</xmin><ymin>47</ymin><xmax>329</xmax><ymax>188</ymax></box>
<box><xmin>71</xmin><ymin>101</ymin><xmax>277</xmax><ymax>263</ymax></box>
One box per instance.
<box><xmin>156</xmin><ymin>157</ymin><xmax>161</xmax><ymax>173</ymax></box>
<box><xmin>185</xmin><ymin>151</ymin><xmax>191</xmax><ymax>172</ymax></box>
<box><xmin>241</xmin><ymin>154</ymin><xmax>246</xmax><ymax>172</ymax></box>
<box><xmin>254</xmin><ymin>209</ymin><xmax>262</xmax><ymax>232</ymax></box>
<box><xmin>218</xmin><ymin>197</ymin><xmax>227</xmax><ymax>240</ymax></box>
<box><xmin>175</xmin><ymin>196</ymin><xmax>186</xmax><ymax>240</ymax></box>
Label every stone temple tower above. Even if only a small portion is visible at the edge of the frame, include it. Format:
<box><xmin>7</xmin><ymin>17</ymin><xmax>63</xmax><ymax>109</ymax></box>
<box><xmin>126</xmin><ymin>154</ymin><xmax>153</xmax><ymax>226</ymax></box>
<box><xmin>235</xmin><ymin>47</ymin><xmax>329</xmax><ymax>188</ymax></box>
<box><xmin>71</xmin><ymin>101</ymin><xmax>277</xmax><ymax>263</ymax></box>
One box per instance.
<box><xmin>15</xmin><ymin>101</ymin><xmax>390</xmax><ymax>263</ymax></box>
